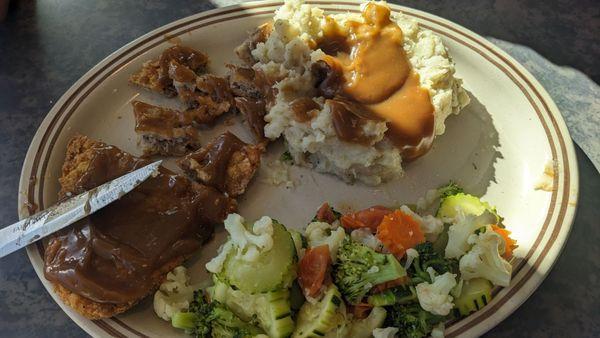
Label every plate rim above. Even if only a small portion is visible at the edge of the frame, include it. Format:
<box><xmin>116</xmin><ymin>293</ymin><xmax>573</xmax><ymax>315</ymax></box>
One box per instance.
<box><xmin>17</xmin><ymin>1</ymin><xmax>579</xmax><ymax>337</ymax></box>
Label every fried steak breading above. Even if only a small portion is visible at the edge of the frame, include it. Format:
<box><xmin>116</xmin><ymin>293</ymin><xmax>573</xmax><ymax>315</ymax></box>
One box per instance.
<box><xmin>44</xmin><ymin>135</ymin><xmax>236</xmax><ymax>319</ymax></box>
<box><xmin>178</xmin><ymin>131</ymin><xmax>263</xmax><ymax>197</ymax></box>
<box><xmin>132</xmin><ymin>100</ymin><xmax>201</xmax><ymax>156</ymax></box>
<box><xmin>234</xmin><ymin>22</ymin><xmax>273</xmax><ymax>66</ymax></box>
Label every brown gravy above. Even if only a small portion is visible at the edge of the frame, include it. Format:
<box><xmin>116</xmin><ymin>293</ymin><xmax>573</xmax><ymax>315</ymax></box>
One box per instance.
<box><xmin>290</xmin><ymin>97</ymin><xmax>320</xmax><ymax>122</ymax></box>
<box><xmin>158</xmin><ymin>46</ymin><xmax>207</xmax><ymax>86</ymax></box>
<box><xmin>44</xmin><ymin>144</ymin><xmax>233</xmax><ymax>304</ymax></box>
<box><xmin>315</xmin><ymin>3</ymin><xmax>435</xmax><ymax>159</ymax></box>
<box><xmin>328</xmin><ymin>99</ymin><xmax>379</xmax><ymax>145</ymax></box>
<box><xmin>234</xmin><ymin>97</ymin><xmax>267</xmax><ymax>140</ymax></box>
<box><xmin>133</xmin><ymin>101</ymin><xmax>192</xmax><ymax>137</ymax></box>
<box><xmin>190</xmin><ymin>132</ymin><xmax>246</xmax><ymax>193</ymax></box>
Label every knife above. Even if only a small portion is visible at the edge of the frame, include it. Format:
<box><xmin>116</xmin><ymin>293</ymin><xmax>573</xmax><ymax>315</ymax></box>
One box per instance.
<box><xmin>0</xmin><ymin>160</ymin><xmax>162</xmax><ymax>258</ymax></box>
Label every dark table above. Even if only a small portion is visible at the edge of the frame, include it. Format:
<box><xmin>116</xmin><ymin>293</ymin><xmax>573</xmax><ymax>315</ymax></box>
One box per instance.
<box><xmin>0</xmin><ymin>0</ymin><xmax>598</xmax><ymax>337</ymax></box>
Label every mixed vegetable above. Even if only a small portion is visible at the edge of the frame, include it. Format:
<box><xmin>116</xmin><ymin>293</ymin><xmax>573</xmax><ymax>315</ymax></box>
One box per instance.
<box><xmin>154</xmin><ymin>183</ymin><xmax>517</xmax><ymax>337</ymax></box>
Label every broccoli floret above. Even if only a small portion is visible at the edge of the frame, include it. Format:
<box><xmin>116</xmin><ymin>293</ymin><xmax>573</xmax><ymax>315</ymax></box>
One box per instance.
<box><xmin>438</xmin><ymin>182</ymin><xmax>464</xmax><ymax>200</ymax></box>
<box><xmin>409</xmin><ymin>242</ymin><xmax>458</xmax><ymax>285</ymax></box>
<box><xmin>334</xmin><ymin>237</ymin><xmax>406</xmax><ymax>304</ymax></box>
<box><xmin>171</xmin><ymin>290</ymin><xmax>262</xmax><ymax>338</ymax></box>
<box><xmin>281</xmin><ymin>151</ymin><xmax>293</xmax><ymax>163</ymax></box>
<box><xmin>384</xmin><ymin>303</ymin><xmax>447</xmax><ymax>338</ymax></box>
<box><xmin>368</xmin><ymin>285</ymin><xmax>418</xmax><ymax>306</ymax></box>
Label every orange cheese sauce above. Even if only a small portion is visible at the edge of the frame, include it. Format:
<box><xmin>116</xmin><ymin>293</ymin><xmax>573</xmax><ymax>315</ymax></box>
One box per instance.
<box><xmin>315</xmin><ymin>3</ymin><xmax>435</xmax><ymax>160</ymax></box>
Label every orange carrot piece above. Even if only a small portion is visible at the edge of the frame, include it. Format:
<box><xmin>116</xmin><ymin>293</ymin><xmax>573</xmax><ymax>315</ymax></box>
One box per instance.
<box><xmin>376</xmin><ymin>210</ymin><xmax>425</xmax><ymax>258</ymax></box>
<box><xmin>340</xmin><ymin>205</ymin><xmax>392</xmax><ymax>233</ymax></box>
<box><xmin>315</xmin><ymin>202</ymin><xmax>337</xmax><ymax>223</ymax></box>
<box><xmin>492</xmin><ymin>224</ymin><xmax>517</xmax><ymax>259</ymax></box>
<box><xmin>298</xmin><ymin>245</ymin><xmax>331</xmax><ymax>298</ymax></box>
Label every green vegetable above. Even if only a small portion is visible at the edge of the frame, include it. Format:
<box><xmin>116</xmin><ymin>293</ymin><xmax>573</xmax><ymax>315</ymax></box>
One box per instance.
<box><xmin>281</xmin><ymin>151</ymin><xmax>293</xmax><ymax>163</ymax></box>
<box><xmin>409</xmin><ymin>242</ymin><xmax>458</xmax><ymax>285</ymax></box>
<box><xmin>368</xmin><ymin>285</ymin><xmax>417</xmax><ymax>306</ymax></box>
<box><xmin>293</xmin><ymin>285</ymin><xmax>344</xmax><ymax>337</ymax></box>
<box><xmin>432</xmin><ymin>223</ymin><xmax>451</xmax><ymax>255</ymax></box>
<box><xmin>171</xmin><ymin>290</ymin><xmax>262</xmax><ymax>337</ymax></box>
<box><xmin>333</xmin><ymin>237</ymin><xmax>406</xmax><ymax>304</ymax></box>
<box><xmin>438</xmin><ymin>182</ymin><xmax>464</xmax><ymax>200</ymax></box>
<box><xmin>346</xmin><ymin>306</ymin><xmax>387</xmax><ymax>338</ymax></box>
<box><xmin>211</xmin><ymin>277</ymin><xmax>295</xmax><ymax>338</ymax></box>
<box><xmin>219</xmin><ymin>221</ymin><xmax>297</xmax><ymax>294</ymax></box>
<box><xmin>289</xmin><ymin>281</ymin><xmax>306</xmax><ymax>314</ymax></box>
<box><xmin>454</xmin><ymin>278</ymin><xmax>493</xmax><ymax>316</ymax></box>
<box><xmin>384</xmin><ymin>302</ymin><xmax>447</xmax><ymax>338</ymax></box>
<box><xmin>437</xmin><ymin>193</ymin><xmax>500</xmax><ymax>223</ymax></box>
<box><xmin>289</xmin><ymin>229</ymin><xmax>307</xmax><ymax>258</ymax></box>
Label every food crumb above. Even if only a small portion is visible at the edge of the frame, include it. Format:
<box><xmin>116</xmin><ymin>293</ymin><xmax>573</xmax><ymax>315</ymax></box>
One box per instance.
<box><xmin>534</xmin><ymin>159</ymin><xmax>557</xmax><ymax>191</ymax></box>
<box><xmin>260</xmin><ymin>159</ymin><xmax>294</xmax><ymax>188</ymax></box>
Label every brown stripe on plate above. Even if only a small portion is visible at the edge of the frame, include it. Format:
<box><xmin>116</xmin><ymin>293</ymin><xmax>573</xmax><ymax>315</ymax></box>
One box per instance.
<box><xmin>93</xmin><ymin>320</ymin><xmax>128</xmax><ymax>338</ymax></box>
<box><xmin>110</xmin><ymin>318</ymin><xmax>150</xmax><ymax>338</ymax></box>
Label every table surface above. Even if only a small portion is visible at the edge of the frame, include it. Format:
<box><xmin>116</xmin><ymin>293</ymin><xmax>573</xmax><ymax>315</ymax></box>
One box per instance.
<box><xmin>1</xmin><ymin>0</ymin><xmax>599</xmax><ymax>337</ymax></box>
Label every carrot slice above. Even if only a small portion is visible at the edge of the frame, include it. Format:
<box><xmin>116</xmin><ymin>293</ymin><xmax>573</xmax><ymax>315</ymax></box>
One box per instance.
<box><xmin>298</xmin><ymin>245</ymin><xmax>331</xmax><ymax>297</ymax></box>
<box><xmin>315</xmin><ymin>202</ymin><xmax>337</xmax><ymax>223</ymax></box>
<box><xmin>340</xmin><ymin>205</ymin><xmax>392</xmax><ymax>232</ymax></box>
<box><xmin>376</xmin><ymin>210</ymin><xmax>425</xmax><ymax>258</ymax></box>
<box><xmin>492</xmin><ymin>224</ymin><xmax>517</xmax><ymax>259</ymax></box>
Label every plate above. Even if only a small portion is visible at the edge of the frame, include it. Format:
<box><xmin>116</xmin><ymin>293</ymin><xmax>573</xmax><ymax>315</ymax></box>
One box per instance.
<box><xmin>17</xmin><ymin>1</ymin><xmax>579</xmax><ymax>337</ymax></box>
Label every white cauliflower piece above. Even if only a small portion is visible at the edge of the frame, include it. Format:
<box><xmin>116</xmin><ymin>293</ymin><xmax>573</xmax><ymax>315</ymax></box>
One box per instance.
<box><xmin>404</xmin><ymin>247</ymin><xmax>419</xmax><ymax>270</ymax></box>
<box><xmin>400</xmin><ymin>205</ymin><xmax>444</xmax><ymax>242</ymax></box>
<box><xmin>225</xmin><ymin>213</ymin><xmax>274</xmax><ymax>262</ymax></box>
<box><xmin>305</xmin><ymin>221</ymin><xmax>346</xmax><ymax>262</ymax></box>
<box><xmin>373</xmin><ymin>327</ymin><xmax>399</xmax><ymax>338</ymax></box>
<box><xmin>416</xmin><ymin>188</ymin><xmax>440</xmax><ymax>214</ymax></box>
<box><xmin>459</xmin><ymin>228</ymin><xmax>512</xmax><ymax>287</ymax></box>
<box><xmin>430</xmin><ymin>323</ymin><xmax>445</xmax><ymax>338</ymax></box>
<box><xmin>347</xmin><ymin>306</ymin><xmax>387</xmax><ymax>338</ymax></box>
<box><xmin>350</xmin><ymin>228</ymin><xmax>387</xmax><ymax>252</ymax></box>
<box><xmin>205</xmin><ymin>241</ymin><xmax>234</xmax><ymax>274</ymax></box>
<box><xmin>153</xmin><ymin>266</ymin><xmax>196</xmax><ymax>321</ymax></box>
<box><xmin>415</xmin><ymin>272</ymin><xmax>457</xmax><ymax>316</ymax></box>
<box><xmin>444</xmin><ymin>210</ymin><xmax>496</xmax><ymax>259</ymax></box>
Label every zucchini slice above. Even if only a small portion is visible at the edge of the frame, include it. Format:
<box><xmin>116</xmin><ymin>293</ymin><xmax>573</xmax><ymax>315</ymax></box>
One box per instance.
<box><xmin>219</xmin><ymin>221</ymin><xmax>297</xmax><ymax>294</ymax></box>
<box><xmin>454</xmin><ymin>278</ymin><xmax>493</xmax><ymax>316</ymax></box>
<box><xmin>293</xmin><ymin>285</ymin><xmax>343</xmax><ymax>338</ymax></box>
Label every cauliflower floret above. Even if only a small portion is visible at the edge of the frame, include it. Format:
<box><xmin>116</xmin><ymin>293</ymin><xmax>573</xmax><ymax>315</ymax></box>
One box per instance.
<box><xmin>399</xmin><ymin>205</ymin><xmax>444</xmax><ymax>242</ymax></box>
<box><xmin>373</xmin><ymin>327</ymin><xmax>399</xmax><ymax>338</ymax></box>
<box><xmin>305</xmin><ymin>221</ymin><xmax>346</xmax><ymax>262</ymax></box>
<box><xmin>206</xmin><ymin>214</ymin><xmax>276</xmax><ymax>272</ymax></box>
<box><xmin>226</xmin><ymin>213</ymin><xmax>274</xmax><ymax>262</ymax></box>
<box><xmin>153</xmin><ymin>266</ymin><xmax>196</xmax><ymax>321</ymax></box>
<box><xmin>415</xmin><ymin>272</ymin><xmax>457</xmax><ymax>316</ymax></box>
<box><xmin>416</xmin><ymin>188</ymin><xmax>440</xmax><ymax>214</ymax></box>
<box><xmin>444</xmin><ymin>210</ymin><xmax>496</xmax><ymax>259</ymax></box>
<box><xmin>350</xmin><ymin>228</ymin><xmax>387</xmax><ymax>252</ymax></box>
<box><xmin>205</xmin><ymin>241</ymin><xmax>235</xmax><ymax>274</ymax></box>
<box><xmin>404</xmin><ymin>248</ymin><xmax>419</xmax><ymax>270</ymax></box>
<box><xmin>459</xmin><ymin>227</ymin><xmax>512</xmax><ymax>287</ymax></box>
<box><xmin>431</xmin><ymin>323</ymin><xmax>445</xmax><ymax>338</ymax></box>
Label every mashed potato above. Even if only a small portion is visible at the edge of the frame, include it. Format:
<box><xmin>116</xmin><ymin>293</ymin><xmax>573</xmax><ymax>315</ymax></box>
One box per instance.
<box><xmin>251</xmin><ymin>0</ymin><xmax>469</xmax><ymax>185</ymax></box>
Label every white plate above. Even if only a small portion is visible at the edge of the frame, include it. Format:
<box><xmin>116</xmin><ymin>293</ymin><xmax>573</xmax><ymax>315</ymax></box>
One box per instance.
<box><xmin>17</xmin><ymin>1</ymin><xmax>579</xmax><ymax>337</ymax></box>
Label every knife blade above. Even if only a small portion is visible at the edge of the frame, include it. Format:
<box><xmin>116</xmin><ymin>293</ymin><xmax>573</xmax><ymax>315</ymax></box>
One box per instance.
<box><xmin>0</xmin><ymin>160</ymin><xmax>162</xmax><ymax>258</ymax></box>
